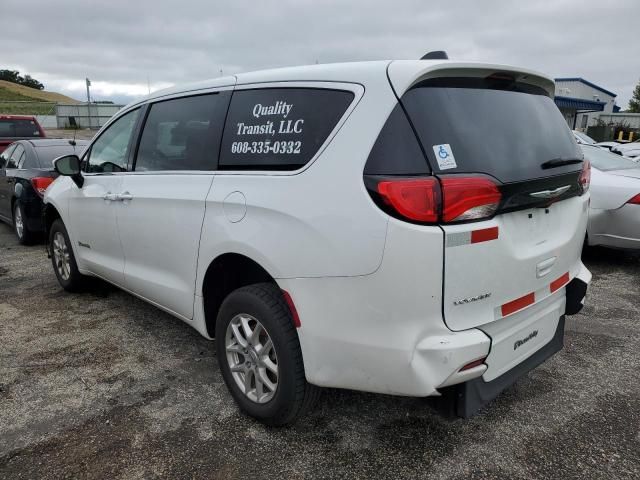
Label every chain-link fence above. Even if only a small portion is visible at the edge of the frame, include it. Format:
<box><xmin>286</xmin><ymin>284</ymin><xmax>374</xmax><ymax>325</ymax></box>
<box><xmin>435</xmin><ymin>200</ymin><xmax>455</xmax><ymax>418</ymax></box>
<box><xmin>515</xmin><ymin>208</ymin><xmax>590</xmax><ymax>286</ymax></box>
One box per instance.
<box><xmin>0</xmin><ymin>100</ymin><xmax>56</xmax><ymax>116</ymax></box>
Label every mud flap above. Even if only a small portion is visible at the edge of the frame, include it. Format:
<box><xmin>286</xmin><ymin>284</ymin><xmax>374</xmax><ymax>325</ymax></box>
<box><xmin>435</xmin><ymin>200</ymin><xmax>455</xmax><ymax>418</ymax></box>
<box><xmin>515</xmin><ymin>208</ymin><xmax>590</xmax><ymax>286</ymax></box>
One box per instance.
<box><xmin>565</xmin><ymin>278</ymin><xmax>588</xmax><ymax>315</ymax></box>
<box><xmin>434</xmin><ymin>316</ymin><xmax>565</xmax><ymax>418</ymax></box>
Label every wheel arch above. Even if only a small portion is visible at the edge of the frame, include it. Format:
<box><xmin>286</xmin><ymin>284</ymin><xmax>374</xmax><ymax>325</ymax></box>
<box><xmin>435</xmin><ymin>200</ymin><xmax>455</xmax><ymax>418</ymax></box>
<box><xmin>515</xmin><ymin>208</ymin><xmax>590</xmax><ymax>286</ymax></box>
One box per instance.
<box><xmin>202</xmin><ymin>252</ymin><xmax>279</xmax><ymax>338</ymax></box>
<box><xmin>43</xmin><ymin>202</ymin><xmax>62</xmax><ymax>239</ymax></box>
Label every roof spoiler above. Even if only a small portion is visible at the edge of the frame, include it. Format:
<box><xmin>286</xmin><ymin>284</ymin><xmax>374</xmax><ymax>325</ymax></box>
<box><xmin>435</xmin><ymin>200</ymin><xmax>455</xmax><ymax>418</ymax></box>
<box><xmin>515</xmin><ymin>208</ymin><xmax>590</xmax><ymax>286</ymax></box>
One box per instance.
<box><xmin>421</xmin><ymin>51</ymin><xmax>449</xmax><ymax>60</ymax></box>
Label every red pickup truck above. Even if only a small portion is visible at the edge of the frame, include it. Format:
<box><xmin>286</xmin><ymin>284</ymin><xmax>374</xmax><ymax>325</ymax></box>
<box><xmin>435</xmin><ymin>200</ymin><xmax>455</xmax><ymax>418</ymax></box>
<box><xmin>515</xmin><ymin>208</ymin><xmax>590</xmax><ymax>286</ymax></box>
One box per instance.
<box><xmin>0</xmin><ymin>115</ymin><xmax>46</xmax><ymax>153</ymax></box>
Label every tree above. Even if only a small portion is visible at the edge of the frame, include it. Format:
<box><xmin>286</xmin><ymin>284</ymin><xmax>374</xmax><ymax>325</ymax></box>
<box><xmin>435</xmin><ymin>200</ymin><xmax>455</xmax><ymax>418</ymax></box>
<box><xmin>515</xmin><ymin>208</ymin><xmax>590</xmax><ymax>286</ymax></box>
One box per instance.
<box><xmin>0</xmin><ymin>69</ymin><xmax>45</xmax><ymax>90</ymax></box>
<box><xmin>21</xmin><ymin>74</ymin><xmax>44</xmax><ymax>90</ymax></box>
<box><xmin>629</xmin><ymin>79</ymin><xmax>640</xmax><ymax>113</ymax></box>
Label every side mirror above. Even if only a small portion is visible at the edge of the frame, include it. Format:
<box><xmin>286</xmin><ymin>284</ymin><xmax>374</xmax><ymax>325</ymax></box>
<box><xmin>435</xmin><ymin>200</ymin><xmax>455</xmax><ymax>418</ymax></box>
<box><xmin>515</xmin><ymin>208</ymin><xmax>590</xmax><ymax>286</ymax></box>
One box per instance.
<box><xmin>53</xmin><ymin>154</ymin><xmax>83</xmax><ymax>188</ymax></box>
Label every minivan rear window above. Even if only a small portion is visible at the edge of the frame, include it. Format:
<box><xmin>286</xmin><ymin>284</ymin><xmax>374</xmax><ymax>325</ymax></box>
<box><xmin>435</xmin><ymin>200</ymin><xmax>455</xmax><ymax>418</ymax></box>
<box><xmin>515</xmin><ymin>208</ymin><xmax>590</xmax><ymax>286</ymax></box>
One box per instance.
<box><xmin>0</xmin><ymin>118</ymin><xmax>42</xmax><ymax>138</ymax></box>
<box><xmin>402</xmin><ymin>78</ymin><xmax>582</xmax><ymax>183</ymax></box>
<box><xmin>219</xmin><ymin>88</ymin><xmax>354</xmax><ymax>170</ymax></box>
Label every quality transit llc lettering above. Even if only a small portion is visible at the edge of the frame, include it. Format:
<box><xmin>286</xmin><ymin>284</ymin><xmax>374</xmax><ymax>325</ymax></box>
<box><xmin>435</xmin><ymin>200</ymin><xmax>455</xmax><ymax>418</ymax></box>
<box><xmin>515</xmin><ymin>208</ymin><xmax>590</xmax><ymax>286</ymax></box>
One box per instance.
<box><xmin>253</xmin><ymin>101</ymin><xmax>293</xmax><ymax>119</ymax></box>
<box><xmin>236</xmin><ymin>100</ymin><xmax>304</xmax><ymax>136</ymax></box>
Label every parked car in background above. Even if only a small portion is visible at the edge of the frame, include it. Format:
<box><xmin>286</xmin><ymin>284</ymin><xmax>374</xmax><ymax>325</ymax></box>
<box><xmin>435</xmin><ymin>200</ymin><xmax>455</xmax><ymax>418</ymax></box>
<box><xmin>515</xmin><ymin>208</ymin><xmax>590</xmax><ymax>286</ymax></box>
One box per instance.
<box><xmin>612</xmin><ymin>139</ymin><xmax>640</xmax><ymax>158</ymax></box>
<box><xmin>581</xmin><ymin>144</ymin><xmax>640</xmax><ymax>251</ymax></box>
<box><xmin>572</xmin><ymin>130</ymin><xmax>597</xmax><ymax>145</ymax></box>
<box><xmin>0</xmin><ymin>115</ymin><xmax>46</xmax><ymax>154</ymax></box>
<box><xmin>0</xmin><ymin>139</ymin><xmax>88</xmax><ymax>244</ymax></box>
<box><xmin>43</xmin><ymin>59</ymin><xmax>591</xmax><ymax>425</ymax></box>
<box><xmin>596</xmin><ymin>140</ymin><xmax>623</xmax><ymax>151</ymax></box>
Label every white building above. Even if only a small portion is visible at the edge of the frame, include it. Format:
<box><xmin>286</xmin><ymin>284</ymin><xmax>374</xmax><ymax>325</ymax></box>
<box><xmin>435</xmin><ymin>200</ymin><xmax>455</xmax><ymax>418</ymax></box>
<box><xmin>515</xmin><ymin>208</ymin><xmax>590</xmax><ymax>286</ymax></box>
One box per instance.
<box><xmin>554</xmin><ymin>78</ymin><xmax>618</xmax><ymax>130</ymax></box>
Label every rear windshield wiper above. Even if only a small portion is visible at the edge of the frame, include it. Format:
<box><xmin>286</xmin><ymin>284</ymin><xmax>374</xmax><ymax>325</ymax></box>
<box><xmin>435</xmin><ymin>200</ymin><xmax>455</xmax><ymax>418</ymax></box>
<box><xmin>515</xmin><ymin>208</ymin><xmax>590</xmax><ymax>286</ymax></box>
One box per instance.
<box><xmin>540</xmin><ymin>157</ymin><xmax>583</xmax><ymax>169</ymax></box>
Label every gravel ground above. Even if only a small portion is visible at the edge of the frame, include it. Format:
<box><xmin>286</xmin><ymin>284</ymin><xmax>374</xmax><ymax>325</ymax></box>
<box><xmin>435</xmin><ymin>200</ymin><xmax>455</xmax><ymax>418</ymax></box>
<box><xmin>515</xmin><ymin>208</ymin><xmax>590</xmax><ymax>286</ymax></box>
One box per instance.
<box><xmin>44</xmin><ymin>129</ymin><xmax>96</xmax><ymax>141</ymax></box>
<box><xmin>0</xmin><ymin>221</ymin><xmax>638</xmax><ymax>479</ymax></box>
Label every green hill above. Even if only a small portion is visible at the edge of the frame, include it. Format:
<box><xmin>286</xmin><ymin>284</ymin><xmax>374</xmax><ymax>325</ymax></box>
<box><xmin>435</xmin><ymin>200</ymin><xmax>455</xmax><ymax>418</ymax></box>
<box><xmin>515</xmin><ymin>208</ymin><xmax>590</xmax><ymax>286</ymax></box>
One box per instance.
<box><xmin>0</xmin><ymin>80</ymin><xmax>80</xmax><ymax>115</ymax></box>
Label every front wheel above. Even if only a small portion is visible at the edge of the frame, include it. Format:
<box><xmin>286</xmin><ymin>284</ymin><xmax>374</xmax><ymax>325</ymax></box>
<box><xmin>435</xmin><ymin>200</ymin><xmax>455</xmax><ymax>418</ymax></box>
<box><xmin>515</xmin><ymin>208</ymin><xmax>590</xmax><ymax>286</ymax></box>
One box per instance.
<box><xmin>215</xmin><ymin>283</ymin><xmax>320</xmax><ymax>426</ymax></box>
<box><xmin>49</xmin><ymin>219</ymin><xmax>86</xmax><ymax>292</ymax></box>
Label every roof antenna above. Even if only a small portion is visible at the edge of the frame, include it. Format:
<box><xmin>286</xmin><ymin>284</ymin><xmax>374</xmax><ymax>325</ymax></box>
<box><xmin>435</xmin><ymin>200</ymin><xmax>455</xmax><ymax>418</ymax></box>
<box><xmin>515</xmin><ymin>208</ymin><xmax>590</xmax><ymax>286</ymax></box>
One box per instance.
<box><xmin>421</xmin><ymin>50</ymin><xmax>449</xmax><ymax>60</ymax></box>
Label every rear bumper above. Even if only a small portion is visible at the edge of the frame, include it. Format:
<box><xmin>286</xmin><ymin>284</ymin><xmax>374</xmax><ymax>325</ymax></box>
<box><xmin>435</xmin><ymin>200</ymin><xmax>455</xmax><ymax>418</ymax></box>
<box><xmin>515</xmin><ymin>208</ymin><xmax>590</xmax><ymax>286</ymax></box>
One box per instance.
<box><xmin>23</xmin><ymin>198</ymin><xmax>46</xmax><ymax>232</ymax></box>
<box><xmin>437</xmin><ymin>315</ymin><xmax>566</xmax><ymax>418</ymax></box>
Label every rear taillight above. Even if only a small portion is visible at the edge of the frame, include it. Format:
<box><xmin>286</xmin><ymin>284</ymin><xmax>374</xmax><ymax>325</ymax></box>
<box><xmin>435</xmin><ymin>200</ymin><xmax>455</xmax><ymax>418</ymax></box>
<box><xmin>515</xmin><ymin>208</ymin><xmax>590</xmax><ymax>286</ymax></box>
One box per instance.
<box><xmin>31</xmin><ymin>177</ymin><xmax>54</xmax><ymax>197</ymax></box>
<box><xmin>377</xmin><ymin>178</ymin><xmax>440</xmax><ymax>223</ymax></box>
<box><xmin>579</xmin><ymin>160</ymin><xmax>591</xmax><ymax>194</ymax></box>
<box><xmin>374</xmin><ymin>175</ymin><xmax>502</xmax><ymax>224</ymax></box>
<box><xmin>627</xmin><ymin>194</ymin><xmax>640</xmax><ymax>205</ymax></box>
<box><xmin>440</xmin><ymin>176</ymin><xmax>502</xmax><ymax>223</ymax></box>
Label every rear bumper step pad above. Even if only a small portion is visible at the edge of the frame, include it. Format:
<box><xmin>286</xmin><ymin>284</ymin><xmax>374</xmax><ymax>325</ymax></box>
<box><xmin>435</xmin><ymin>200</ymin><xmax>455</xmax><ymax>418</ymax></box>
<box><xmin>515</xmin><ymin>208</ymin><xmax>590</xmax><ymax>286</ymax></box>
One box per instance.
<box><xmin>435</xmin><ymin>315</ymin><xmax>565</xmax><ymax>418</ymax></box>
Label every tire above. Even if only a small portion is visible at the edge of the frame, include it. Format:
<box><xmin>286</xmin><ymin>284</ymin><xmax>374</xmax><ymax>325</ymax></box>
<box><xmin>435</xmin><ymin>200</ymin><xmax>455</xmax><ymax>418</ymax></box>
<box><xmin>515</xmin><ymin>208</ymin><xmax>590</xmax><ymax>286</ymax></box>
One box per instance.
<box><xmin>49</xmin><ymin>219</ymin><xmax>86</xmax><ymax>292</ymax></box>
<box><xmin>215</xmin><ymin>282</ymin><xmax>320</xmax><ymax>426</ymax></box>
<box><xmin>13</xmin><ymin>202</ymin><xmax>34</xmax><ymax>245</ymax></box>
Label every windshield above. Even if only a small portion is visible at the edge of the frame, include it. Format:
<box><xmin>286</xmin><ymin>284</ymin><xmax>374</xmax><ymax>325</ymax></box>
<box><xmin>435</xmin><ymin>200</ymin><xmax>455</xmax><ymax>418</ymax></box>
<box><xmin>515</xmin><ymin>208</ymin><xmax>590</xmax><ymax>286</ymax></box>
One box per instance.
<box><xmin>402</xmin><ymin>78</ymin><xmax>582</xmax><ymax>183</ymax></box>
<box><xmin>573</xmin><ymin>131</ymin><xmax>596</xmax><ymax>144</ymax></box>
<box><xmin>0</xmin><ymin>119</ymin><xmax>42</xmax><ymax>138</ymax></box>
<box><xmin>581</xmin><ymin>145</ymin><xmax>639</xmax><ymax>171</ymax></box>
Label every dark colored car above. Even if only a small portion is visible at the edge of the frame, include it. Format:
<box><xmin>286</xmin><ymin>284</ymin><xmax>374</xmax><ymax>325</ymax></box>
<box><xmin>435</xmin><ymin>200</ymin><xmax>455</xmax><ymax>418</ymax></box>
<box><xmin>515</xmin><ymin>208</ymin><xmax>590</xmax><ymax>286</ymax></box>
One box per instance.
<box><xmin>0</xmin><ymin>115</ymin><xmax>46</xmax><ymax>154</ymax></box>
<box><xmin>0</xmin><ymin>139</ymin><xmax>88</xmax><ymax>243</ymax></box>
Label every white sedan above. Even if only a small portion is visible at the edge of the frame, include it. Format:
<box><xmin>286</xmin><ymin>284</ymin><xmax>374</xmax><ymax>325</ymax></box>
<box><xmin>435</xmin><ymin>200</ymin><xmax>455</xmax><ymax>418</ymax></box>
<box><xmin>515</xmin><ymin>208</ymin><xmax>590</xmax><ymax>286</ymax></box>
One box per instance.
<box><xmin>582</xmin><ymin>145</ymin><xmax>640</xmax><ymax>250</ymax></box>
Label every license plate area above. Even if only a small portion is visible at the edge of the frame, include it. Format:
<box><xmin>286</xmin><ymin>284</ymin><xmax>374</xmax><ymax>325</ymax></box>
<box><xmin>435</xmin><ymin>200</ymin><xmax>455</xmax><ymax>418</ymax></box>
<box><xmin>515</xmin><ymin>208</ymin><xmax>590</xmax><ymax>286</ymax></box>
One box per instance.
<box><xmin>479</xmin><ymin>294</ymin><xmax>565</xmax><ymax>382</ymax></box>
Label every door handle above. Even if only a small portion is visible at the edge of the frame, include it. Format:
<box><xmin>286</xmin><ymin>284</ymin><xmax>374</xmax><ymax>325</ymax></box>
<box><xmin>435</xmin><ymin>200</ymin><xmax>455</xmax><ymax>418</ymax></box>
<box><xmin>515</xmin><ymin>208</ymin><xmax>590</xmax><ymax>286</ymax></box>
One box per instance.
<box><xmin>103</xmin><ymin>192</ymin><xmax>119</xmax><ymax>201</ymax></box>
<box><xmin>119</xmin><ymin>192</ymin><xmax>133</xmax><ymax>201</ymax></box>
<box><xmin>536</xmin><ymin>257</ymin><xmax>557</xmax><ymax>278</ymax></box>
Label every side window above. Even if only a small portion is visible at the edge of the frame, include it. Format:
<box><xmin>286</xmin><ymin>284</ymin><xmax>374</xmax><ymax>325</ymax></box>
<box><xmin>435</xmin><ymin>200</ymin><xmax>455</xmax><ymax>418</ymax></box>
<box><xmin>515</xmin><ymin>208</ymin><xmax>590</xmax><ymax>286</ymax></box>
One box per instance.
<box><xmin>364</xmin><ymin>104</ymin><xmax>430</xmax><ymax>175</ymax></box>
<box><xmin>135</xmin><ymin>93</ymin><xmax>224</xmax><ymax>171</ymax></box>
<box><xmin>0</xmin><ymin>144</ymin><xmax>16</xmax><ymax>168</ymax></box>
<box><xmin>7</xmin><ymin>144</ymin><xmax>25</xmax><ymax>169</ymax></box>
<box><xmin>219</xmin><ymin>88</ymin><xmax>354</xmax><ymax>170</ymax></box>
<box><xmin>86</xmin><ymin>108</ymin><xmax>140</xmax><ymax>173</ymax></box>
<box><xmin>21</xmin><ymin>152</ymin><xmax>38</xmax><ymax>169</ymax></box>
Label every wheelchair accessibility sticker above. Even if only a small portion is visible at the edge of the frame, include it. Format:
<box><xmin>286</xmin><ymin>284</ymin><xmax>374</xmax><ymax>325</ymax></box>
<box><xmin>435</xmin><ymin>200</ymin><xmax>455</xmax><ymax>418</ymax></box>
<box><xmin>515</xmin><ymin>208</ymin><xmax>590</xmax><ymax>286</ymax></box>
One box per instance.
<box><xmin>432</xmin><ymin>144</ymin><xmax>457</xmax><ymax>170</ymax></box>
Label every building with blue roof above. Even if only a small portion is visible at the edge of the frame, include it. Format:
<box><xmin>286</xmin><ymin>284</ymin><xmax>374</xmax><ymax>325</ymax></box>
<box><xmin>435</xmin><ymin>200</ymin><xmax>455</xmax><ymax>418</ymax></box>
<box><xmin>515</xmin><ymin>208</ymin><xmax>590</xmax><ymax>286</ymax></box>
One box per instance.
<box><xmin>554</xmin><ymin>77</ymin><xmax>618</xmax><ymax>130</ymax></box>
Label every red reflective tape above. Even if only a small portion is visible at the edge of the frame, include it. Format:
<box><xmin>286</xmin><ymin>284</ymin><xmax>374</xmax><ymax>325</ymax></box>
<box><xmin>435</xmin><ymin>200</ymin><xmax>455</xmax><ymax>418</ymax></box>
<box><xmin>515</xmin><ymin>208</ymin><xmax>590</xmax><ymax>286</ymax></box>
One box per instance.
<box><xmin>470</xmin><ymin>226</ymin><xmax>499</xmax><ymax>244</ymax></box>
<box><xmin>281</xmin><ymin>290</ymin><xmax>301</xmax><ymax>328</ymax></box>
<box><xmin>501</xmin><ymin>292</ymin><xmax>535</xmax><ymax>317</ymax></box>
<box><xmin>550</xmin><ymin>272</ymin><xmax>570</xmax><ymax>293</ymax></box>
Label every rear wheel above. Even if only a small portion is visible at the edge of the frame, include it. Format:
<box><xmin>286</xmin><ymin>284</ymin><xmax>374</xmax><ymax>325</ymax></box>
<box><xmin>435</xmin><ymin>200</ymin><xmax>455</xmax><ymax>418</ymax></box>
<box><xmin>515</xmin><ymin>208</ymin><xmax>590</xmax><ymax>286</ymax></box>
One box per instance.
<box><xmin>215</xmin><ymin>283</ymin><xmax>320</xmax><ymax>426</ymax></box>
<box><xmin>13</xmin><ymin>202</ymin><xmax>34</xmax><ymax>245</ymax></box>
<box><xmin>49</xmin><ymin>219</ymin><xmax>86</xmax><ymax>292</ymax></box>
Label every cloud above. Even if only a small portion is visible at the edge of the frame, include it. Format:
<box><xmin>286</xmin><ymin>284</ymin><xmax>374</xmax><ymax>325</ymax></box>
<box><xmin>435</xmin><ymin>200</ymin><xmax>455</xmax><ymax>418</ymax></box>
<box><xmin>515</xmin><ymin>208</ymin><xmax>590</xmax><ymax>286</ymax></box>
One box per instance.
<box><xmin>2</xmin><ymin>0</ymin><xmax>638</xmax><ymax>107</ymax></box>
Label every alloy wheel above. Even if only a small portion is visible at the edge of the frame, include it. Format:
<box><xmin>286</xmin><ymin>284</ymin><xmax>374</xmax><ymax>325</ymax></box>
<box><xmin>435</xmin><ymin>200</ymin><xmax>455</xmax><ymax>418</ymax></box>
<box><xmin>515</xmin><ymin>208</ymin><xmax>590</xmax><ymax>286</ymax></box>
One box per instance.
<box><xmin>14</xmin><ymin>205</ymin><xmax>23</xmax><ymax>239</ymax></box>
<box><xmin>52</xmin><ymin>232</ymin><xmax>71</xmax><ymax>281</ymax></box>
<box><xmin>225</xmin><ymin>313</ymin><xmax>279</xmax><ymax>403</ymax></box>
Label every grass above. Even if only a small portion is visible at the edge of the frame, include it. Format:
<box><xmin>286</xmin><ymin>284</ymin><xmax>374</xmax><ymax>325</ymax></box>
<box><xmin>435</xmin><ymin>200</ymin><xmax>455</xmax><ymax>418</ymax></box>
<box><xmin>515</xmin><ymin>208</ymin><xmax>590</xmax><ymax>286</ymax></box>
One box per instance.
<box><xmin>0</xmin><ymin>81</ymin><xmax>81</xmax><ymax>115</ymax></box>
<box><xmin>0</xmin><ymin>80</ymin><xmax>80</xmax><ymax>104</ymax></box>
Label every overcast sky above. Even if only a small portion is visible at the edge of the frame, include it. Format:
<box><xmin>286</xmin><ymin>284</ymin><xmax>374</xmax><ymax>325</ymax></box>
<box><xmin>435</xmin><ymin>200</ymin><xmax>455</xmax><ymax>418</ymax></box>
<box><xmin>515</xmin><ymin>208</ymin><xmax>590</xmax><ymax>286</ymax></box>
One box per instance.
<box><xmin>3</xmin><ymin>0</ymin><xmax>638</xmax><ymax>107</ymax></box>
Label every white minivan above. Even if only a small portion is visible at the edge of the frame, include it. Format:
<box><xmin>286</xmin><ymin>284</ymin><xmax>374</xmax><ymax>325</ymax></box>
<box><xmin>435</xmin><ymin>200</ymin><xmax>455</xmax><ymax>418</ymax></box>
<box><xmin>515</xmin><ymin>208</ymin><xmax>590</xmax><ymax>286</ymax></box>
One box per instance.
<box><xmin>44</xmin><ymin>58</ymin><xmax>591</xmax><ymax>425</ymax></box>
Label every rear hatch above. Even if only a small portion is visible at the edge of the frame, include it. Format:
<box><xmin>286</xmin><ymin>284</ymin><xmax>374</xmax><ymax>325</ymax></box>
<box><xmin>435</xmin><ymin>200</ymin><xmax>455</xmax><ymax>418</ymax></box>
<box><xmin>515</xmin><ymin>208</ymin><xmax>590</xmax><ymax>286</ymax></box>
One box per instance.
<box><xmin>394</xmin><ymin>70</ymin><xmax>589</xmax><ymax>332</ymax></box>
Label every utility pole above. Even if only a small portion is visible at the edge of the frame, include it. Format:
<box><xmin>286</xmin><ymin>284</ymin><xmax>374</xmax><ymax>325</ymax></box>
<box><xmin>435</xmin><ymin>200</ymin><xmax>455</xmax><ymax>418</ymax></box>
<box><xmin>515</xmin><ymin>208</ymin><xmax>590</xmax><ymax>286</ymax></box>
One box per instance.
<box><xmin>86</xmin><ymin>78</ymin><xmax>92</xmax><ymax>129</ymax></box>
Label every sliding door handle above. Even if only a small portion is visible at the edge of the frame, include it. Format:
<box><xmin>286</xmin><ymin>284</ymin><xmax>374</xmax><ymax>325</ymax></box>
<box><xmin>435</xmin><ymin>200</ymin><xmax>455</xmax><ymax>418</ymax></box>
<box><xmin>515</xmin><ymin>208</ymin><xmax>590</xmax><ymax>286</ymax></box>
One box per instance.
<box><xmin>119</xmin><ymin>192</ymin><xmax>133</xmax><ymax>201</ymax></box>
<box><xmin>103</xmin><ymin>192</ymin><xmax>119</xmax><ymax>201</ymax></box>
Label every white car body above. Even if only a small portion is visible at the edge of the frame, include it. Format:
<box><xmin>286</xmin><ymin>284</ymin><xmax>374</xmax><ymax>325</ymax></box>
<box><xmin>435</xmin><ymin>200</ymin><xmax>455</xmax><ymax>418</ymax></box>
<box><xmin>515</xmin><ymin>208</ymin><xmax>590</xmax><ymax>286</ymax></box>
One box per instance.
<box><xmin>44</xmin><ymin>60</ymin><xmax>591</xmax><ymax>420</ymax></box>
<box><xmin>572</xmin><ymin>130</ymin><xmax>597</xmax><ymax>145</ymax></box>
<box><xmin>612</xmin><ymin>140</ymin><xmax>640</xmax><ymax>158</ymax></box>
<box><xmin>582</xmin><ymin>145</ymin><xmax>640</xmax><ymax>250</ymax></box>
<box><xmin>597</xmin><ymin>141</ymin><xmax>622</xmax><ymax>151</ymax></box>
